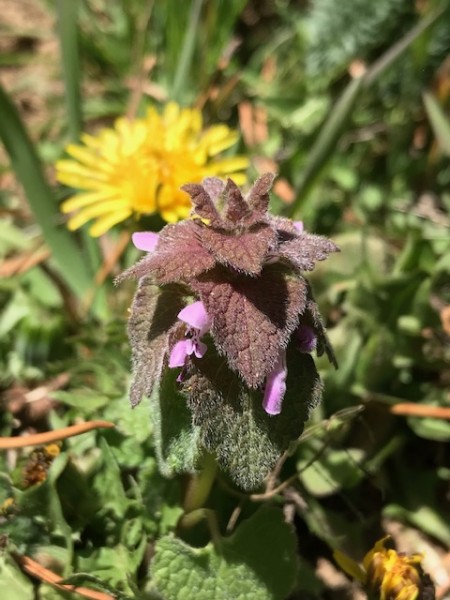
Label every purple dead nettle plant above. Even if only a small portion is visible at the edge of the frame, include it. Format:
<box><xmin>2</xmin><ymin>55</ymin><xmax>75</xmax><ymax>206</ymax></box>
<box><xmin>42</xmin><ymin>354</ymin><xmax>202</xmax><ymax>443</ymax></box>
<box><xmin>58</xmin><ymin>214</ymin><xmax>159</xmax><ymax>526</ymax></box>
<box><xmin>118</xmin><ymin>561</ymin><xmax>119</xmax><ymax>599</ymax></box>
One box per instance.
<box><xmin>119</xmin><ymin>174</ymin><xmax>339</xmax><ymax>489</ymax></box>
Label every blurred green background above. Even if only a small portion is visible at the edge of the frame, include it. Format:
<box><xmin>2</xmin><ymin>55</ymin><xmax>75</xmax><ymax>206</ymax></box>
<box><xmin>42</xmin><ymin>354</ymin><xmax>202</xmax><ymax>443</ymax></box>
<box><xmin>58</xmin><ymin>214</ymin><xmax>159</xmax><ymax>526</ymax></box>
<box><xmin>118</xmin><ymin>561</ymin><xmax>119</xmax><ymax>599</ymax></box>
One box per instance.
<box><xmin>0</xmin><ymin>1</ymin><xmax>449</xmax><ymax>598</ymax></box>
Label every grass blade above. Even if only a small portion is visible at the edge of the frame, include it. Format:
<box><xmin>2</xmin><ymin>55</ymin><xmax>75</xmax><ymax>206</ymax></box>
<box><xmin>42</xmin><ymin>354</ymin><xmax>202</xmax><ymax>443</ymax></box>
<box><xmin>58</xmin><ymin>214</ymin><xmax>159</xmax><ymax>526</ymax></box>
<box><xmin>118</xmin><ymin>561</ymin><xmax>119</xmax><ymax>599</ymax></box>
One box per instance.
<box><xmin>57</xmin><ymin>0</ymin><xmax>109</xmax><ymax>319</ymax></box>
<box><xmin>171</xmin><ymin>0</ymin><xmax>204</xmax><ymax>102</ymax></box>
<box><xmin>423</xmin><ymin>91</ymin><xmax>450</xmax><ymax>156</ymax></box>
<box><xmin>57</xmin><ymin>0</ymin><xmax>82</xmax><ymax>140</ymax></box>
<box><xmin>288</xmin><ymin>76</ymin><xmax>364</xmax><ymax>215</ymax></box>
<box><xmin>0</xmin><ymin>82</ymin><xmax>92</xmax><ymax>298</ymax></box>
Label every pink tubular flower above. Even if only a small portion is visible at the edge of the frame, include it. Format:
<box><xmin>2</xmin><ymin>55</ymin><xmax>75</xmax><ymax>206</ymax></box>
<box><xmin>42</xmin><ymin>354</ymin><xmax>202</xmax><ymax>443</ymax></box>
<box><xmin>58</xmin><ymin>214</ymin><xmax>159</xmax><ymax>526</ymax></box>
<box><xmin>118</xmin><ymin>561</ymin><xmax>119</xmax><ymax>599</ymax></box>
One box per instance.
<box><xmin>263</xmin><ymin>351</ymin><xmax>287</xmax><ymax>416</ymax></box>
<box><xmin>263</xmin><ymin>324</ymin><xmax>316</xmax><ymax>416</ymax></box>
<box><xmin>297</xmin><ymin>324</ymin><xmax>317</xmax><ymax>353</ymax></box>
<box><xmin>169</xmin><ymin>301</ymin><xmax>211</xmax><ymax>369</ymax></box>
<box><xmin>293</xmin><ymin>221</ymin><xmax>304</xmax><ymax>233</ymax></box>
<box><xmin>132</xmin><ymin>231</ymin><xmax>160</xmax><ymax>252</ymax></box>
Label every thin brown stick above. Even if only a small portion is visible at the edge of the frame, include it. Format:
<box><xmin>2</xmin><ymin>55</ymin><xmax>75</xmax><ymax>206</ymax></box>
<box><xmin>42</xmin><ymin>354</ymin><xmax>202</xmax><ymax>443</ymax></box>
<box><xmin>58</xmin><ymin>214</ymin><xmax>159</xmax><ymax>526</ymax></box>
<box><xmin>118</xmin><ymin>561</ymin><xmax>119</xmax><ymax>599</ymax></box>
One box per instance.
<box><xmin>390</xmin><ymin>403</ymin><xmax>450</xmax><ymax>420</ymax></box>
<box><xmin>15</xmin><ymin>554</ymin><xmax>115</xmax><ymax>600</ymax></box>
<box><xmin>0</xmin><ymin>421</ymin><xmax>115</xmax><ymax>449</ymax></box>
<box><xmin>0</xmin><ymin>248</ymin><xmax>51</xmax><ymax>277</ymax></box>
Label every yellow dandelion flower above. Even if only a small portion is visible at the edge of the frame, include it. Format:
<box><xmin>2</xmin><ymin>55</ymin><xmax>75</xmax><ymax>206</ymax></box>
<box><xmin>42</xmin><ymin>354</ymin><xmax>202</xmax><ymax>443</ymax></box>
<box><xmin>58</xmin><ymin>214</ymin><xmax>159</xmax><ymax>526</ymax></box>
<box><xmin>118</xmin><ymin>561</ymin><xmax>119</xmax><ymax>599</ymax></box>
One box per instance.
<box><xmin>333</xmin><ymin>536</ymin><xmax>434</xmax><ymax>600</ymax></box>
<box><xmin>56</xmin><ymin>102</ymin><xmax>249</xmax><ymax>237</ymax></box>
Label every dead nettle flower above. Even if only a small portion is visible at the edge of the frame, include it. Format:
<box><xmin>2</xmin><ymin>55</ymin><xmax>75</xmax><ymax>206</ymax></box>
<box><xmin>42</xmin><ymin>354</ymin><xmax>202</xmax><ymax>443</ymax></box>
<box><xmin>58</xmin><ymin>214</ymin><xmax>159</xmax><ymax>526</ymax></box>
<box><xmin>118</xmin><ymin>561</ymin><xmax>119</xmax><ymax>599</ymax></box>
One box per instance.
<box><xmin>120</xmin><ymin>173</ymin><xmax>338</xmax><ymax>416</ymax></box>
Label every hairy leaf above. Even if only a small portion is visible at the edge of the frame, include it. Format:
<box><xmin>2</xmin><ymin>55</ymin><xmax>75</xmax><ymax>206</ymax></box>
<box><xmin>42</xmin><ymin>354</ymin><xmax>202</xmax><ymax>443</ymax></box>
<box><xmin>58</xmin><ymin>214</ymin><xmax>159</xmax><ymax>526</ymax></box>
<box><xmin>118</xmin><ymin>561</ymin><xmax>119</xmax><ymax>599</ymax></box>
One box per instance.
<box><xmin>303</xmin><ymin>286</ymin><xmax>338</xmax><ymax>368</ymax></box>
<box><xmin>193</xmin><ymin>265</ymin><xmax>307</xmax><ymax>387</ymax></box>
<box><xmin>119</xmin><ymin>221</ymin><xmax>215</xmax><ymax>284</ymax></box>
<box><xmin>278</xmin><ymin>232</ymin><xmax>340</xmax><ymax>271</ymax></box>
<box><xmin>150</xmin><ymin>367</ymin><xmax>202</xmax><ymax>476</ymax></box>
<box><xmin>182</xmin><ymin>182</ymin><xmax>222</xmax><ymax>226</ymax></box>
<box><xmin>199</xmin><ymin>223</ymin><xmax>276</xmax><ymax>276</ymax></box>
<box><xmin>151</xmin><ymin>507</ymin><xmax>298</xmax><ymax>600</ymax></box>
<box><xmin>246</xmin><ymin>173</ymin><xmax>275</xmax><ymax>225</ymax></box>
<box><xmin>202</xmin><ymin>176</ymin><xmax>226</xmax><ymax>204</ymax></box>
<box><xmin>128</xmin><ymin>279</ymin><xmax>186</xmax><ymax>406</ymax></box>
<box><xmin>222</xmin><ymin>178</ymin><xmax>251</xmax><ymax>226</ymax></box>
<box><xmin>182</xmin><ymin>344</ymin><xmax>321</xmax><ymax>489</ymax></box>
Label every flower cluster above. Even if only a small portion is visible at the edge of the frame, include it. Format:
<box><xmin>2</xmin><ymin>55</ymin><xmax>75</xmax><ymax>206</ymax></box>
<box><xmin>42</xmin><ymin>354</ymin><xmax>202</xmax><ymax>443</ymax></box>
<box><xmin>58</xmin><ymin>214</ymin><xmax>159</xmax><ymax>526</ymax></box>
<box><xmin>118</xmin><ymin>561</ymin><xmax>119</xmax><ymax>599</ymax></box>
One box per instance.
<box><xmin>334</xmin><ymin>537</ymin><xmax>435</xmax><ymax>600</ymax></box>
<box><xmin>121</xmin><ymin>173</ymin><xmax>338</xmax><ymax>416</ymax></box>
<box><xmin>56</xmin><ymin>102</ymin><xmax>248</xmax><ymax>236</ymax></box>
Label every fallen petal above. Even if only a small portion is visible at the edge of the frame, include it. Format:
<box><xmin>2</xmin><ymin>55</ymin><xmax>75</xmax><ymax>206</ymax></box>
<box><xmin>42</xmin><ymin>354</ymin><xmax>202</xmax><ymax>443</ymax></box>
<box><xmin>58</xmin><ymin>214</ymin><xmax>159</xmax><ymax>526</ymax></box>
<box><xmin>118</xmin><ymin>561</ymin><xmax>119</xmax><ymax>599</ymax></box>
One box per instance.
<box><xmin>132</xmin><ymin>231</ymin><xmax>160</xmax><ymax>252</ymax></box>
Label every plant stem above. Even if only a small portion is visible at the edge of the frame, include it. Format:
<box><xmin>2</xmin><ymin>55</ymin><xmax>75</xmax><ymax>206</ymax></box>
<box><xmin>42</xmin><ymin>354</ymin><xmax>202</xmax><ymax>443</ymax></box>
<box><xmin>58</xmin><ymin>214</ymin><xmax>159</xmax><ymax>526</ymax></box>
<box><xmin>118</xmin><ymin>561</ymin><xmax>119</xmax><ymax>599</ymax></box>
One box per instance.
<box><xmin>183</xmin><ymin>452</ymin><xmax>217</xmax><ymax>514</ymax></box>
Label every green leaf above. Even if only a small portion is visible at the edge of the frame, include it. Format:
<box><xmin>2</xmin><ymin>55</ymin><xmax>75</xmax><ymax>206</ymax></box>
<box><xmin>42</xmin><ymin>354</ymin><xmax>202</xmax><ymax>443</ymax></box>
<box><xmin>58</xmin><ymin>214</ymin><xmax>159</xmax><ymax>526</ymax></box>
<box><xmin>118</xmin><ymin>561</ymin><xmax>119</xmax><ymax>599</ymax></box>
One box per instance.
<box><xmin>298</xmin><ymin>446</ymin><xmax>366</xmax><ymax>496</ymax></box>
<box><xmin>0</xmin><ymin>555</ymin><xmax>35</xmax><ymax>599</ymax></box>
<box><xmin>423</xmin><ymin>91</ymin><xmax>450</xmax><ymax>156</ymax></box>
<box><xmin>151</xmin><ymin>507</ymin><xmax>298</xmax><ymax>600</ymax></box>
<box><xmin>354</xmin><ymin>329</ymin><xmax>397</xmax><ymax>390</ymax></box>
<box><xmin>91</xmin><ymin>438</ymin><xmax>129</xmax><ymax>520</ymax></box>
<box><xmin>150</xmin><ymin>368</ymin><xmax>202</xmax><ymax>477</ymax></box>
<box><xmin>407</xmin><ymin>416</ymin><xmax>450</xmax><ymax>442</ymax></box>
<box><xmin>170</xmin><ymin>0</ymin><xmax>204</xmax><ymax>101</ymax></box>
<box><xmin>182</xmin><ymin>346</ymin><xmax>321</xmax><ymax>490</ymax></box>
<box><xmin>76</xmin><ymin>545</ymin><xmax>142</xmax><ymax>595</ymax></box>
<box><xmin>127</xmin><ymin>279</ymin><xmax>187</xmax><ymax>407</ymax></box>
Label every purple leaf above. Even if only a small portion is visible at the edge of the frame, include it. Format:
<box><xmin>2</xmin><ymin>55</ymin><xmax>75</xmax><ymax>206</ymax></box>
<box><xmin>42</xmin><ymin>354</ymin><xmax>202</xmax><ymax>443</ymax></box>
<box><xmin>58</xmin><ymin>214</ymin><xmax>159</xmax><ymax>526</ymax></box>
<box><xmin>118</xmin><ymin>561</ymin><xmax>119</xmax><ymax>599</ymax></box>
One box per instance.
<box><xmin>181</xmin><ymin>183</ymin><xmax>221</xmax><ymax>226</ymax></box>
<box><xmin>245</xmin><ymin>173</ymin><xmax>275</xmax><ymax>225</ymax></box>
<box><xmin>278</xmin><ymin>232</ymin><xmax>340</xmax><ymax>271</ymax></box>
<box><xmin>117</xmin><ymin>220</ymin><xmax>215</xmax><ymax>284</ymax></box>
<box><xmin>202</xmin><ymin>177</ymin><xmax>226</xmax><ymax>204</ymax></box>
<box><xmin>192</xmin><ymin>264</ymin><xmax>307</xmax><ymax>387</ymax></box>
<box><xmin>223</xmin><ymin>178</ymin><xmax>251</xmax><ymax>226</ymax></box>
<box><xmin>200</xmin><ymin>223</ymin><xmax>276</xmax><ymax>275</ymax></box>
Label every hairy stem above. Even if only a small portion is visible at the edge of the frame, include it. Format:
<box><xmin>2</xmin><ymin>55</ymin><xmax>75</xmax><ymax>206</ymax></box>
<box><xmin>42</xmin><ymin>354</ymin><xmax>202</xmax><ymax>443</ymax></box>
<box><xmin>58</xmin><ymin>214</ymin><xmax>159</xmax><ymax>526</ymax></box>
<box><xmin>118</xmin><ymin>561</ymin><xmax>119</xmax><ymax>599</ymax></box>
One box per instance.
<box><xmin>183</xmin><ymin>452</ymin><xmax>218</xmax><ymax>514</ymax></box>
